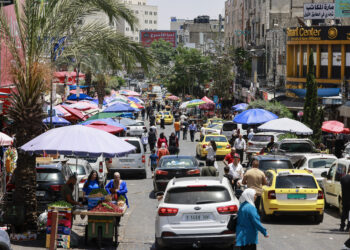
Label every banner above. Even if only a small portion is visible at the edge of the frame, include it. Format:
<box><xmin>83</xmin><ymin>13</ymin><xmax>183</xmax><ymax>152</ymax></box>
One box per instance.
<box><xmin>335</xmin><ymin>0</ymin><xmax>350</xmax><ymax>17</ymax></box>
<box><xmin>140</xmin><ymin>31</ymin><xmax>177</xmax><ymax>48</ymax></box>
<box><xmin>287</xmin><ymin>26</ymin><xmax>350</xmax><ymax>41</ymax></box>
<box><xmin>304</xmin><ymin>3</ymin><xmax>335</xmax><ymax>19</ymax></box>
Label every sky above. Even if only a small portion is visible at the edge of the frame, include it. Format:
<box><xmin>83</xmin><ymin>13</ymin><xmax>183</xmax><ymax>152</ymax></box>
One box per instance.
<box><xmin>147</xmin><ymin>0</ymin><xmax>226</xmax><ymax>30</ymax></box>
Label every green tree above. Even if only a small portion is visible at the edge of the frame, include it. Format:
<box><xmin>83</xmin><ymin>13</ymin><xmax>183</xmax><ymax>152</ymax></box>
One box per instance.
<box><xmin>150</xmin><ymin>39</ymin><xmax>175</xmax><ymax>65</ymax></box>
<box><xmin>248</xmin><ymin>100</ymin><xmax>293</xmax><ymax>118</ymax></box>
<box><xmin>0</xmin><ymin>0</ymin><xmax>150</xmax><ymax>232</ymax></box>
<box><xmin>234</xmin><ymin>47</ymin><xmax>252</xmax><ymax>79</ymax></box>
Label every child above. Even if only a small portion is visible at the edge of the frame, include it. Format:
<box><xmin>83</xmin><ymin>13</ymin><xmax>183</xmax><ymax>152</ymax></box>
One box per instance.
<box><xmin>223</xmin><ymin>166</ymin><xmax>234</xmax><ymax>190</ymax></box>
<box><xmin>149</xmin><ymin>149</ymin><xmax>158</xmax><ymax>172</ymax></box>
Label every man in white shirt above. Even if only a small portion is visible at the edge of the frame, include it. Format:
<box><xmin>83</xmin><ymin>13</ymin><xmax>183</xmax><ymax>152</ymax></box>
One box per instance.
<box><xmin>200</xmin><ymin>126</ymin><xmax>206</xmax><ymax>141</ymax></box>
<box><xmin>229</xmin><ymin>154</ymin><xmax>243</xmax><ymax>190</ymax></box>
<box><xmin>180</xmin><ymin>113</ymin><xmax>187</xmax><ymax>123</ymax></box>
<box><xmin>234</xmin><ymin>134</ymin><xmax>246</xmax><ymax>162</ymax></box>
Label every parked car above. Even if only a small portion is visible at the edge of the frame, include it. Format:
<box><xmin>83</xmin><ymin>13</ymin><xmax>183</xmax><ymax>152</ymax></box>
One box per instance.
<box><xmin>156</xmin><ymin>111</ymin><xmax>174</xmax><ymax>125</ymax></box>
<box><xmin>261</xmin><ymin>169</ymin><xmax>324</xmax><ymax>223</ymax></box>
<box><xmin>6</xmin><ymin>159</ymin><xmax>77</xmax><ymax>213</ymax></box>
<box><xmin>221</xmin><ymin>121</ymin><xmax>247</xmax><ymax>139</ymax></box>
<box><xmin>294</xmin><ymin>154</ymin><xmax>337</xmax><ymax>188</ymax></box>
<box><xmin>155</xmin><ymin>177</ymin><xmax>239</xmax><ymax>249</ymax></box>
<box><xmin>67</xmin><ymin>158</ymin><xmax>93</xmax><ymax>200</ymax></box>
<box><xmin>107</xmin><ymin>137</ymin><xmax>146</xmax><ymax>179</ymax></box>
<box><xmin>246</xmin><ymin>155</ymin><xmax>294</xmax><ymax>172</ymax></box>
<box><xmin>153</xmin><ymin>155</ymin><xmax>202</xmax><ymax>192</ymax></box>
<box><xmin>246</xmin><ymin>132</ymin><xmax>284</xmax><ymax>160</ymax></box>
<box><xmin>126</xmin><ymin>120</ymin><xmax>146</xmax><ymax>137</ymax></box>
<box><xmin>322</xmin><ymin>158</ymin><xmax>349</xmax><ymax>215</ymax></box>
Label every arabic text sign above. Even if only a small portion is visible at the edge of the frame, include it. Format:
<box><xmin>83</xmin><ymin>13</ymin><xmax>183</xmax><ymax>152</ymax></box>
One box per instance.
<box><xmin>304</xmin><ymin>3</ymin><xmax>335</xmax><ymax>19</ymax></box>
<box><xmin>140</xmin><ymin>31</ymin><xmax>177</xmax><ymax>48</ymax></box>
<box><xmin>335</xmin><ymin>0</ymin><xmax>350</xmax><ymax>17</ymax></box>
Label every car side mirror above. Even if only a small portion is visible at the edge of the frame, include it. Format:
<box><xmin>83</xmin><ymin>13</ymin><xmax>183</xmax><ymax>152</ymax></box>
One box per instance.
<box><xmin>199</xmin><ymin>162</ymin><xmax>205</xmax><ymax>167</ymax></box>
<box><xmin>321</xmin><ymin>171</ymin><xmax>327</xmax><ymax>178</ymax></box>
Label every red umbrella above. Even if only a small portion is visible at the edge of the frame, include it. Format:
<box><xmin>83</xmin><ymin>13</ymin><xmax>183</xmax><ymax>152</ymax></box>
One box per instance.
<box><xmin>167</xmin><ymin>95</ymin><xmax>179</xmax><ymax>101</ymax></box>
<box><xmin>322</xmin><ymin>120</ymin><xmax>346</xmax><ymax>134</ymax></box>
<box><xmin>201</xmin><ymin>96</ymin><xmax>214</xmax><ymax>104</ymax></box>
<box><xmin>61</xmin><ymin>105</ymin><xmax>86</xmax><ymax>121</ymax></box>
<box><xmin>343</xmin><ymin>128</ymin><xmax>350</xmax><ymax>134</ymax></box>
<box><xmin>85</xmin><ymin>121</ymin><xmax>123</xmax><ymax>134</ymax></box>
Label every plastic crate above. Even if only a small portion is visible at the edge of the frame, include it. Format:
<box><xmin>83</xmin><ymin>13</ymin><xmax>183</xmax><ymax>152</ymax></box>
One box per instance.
<box><xmin>87</xmin><ymin>197</ymin><xmax>104</xmax><ymax>210</ymax></box>
<box><xmin>46</xmin><ymin>234</ymin><xmax>70</xmax><ymax>249</ymax></box>
<box><xmin>46</xmin><ymin>226</ymin><xmax>71</xmax><ymax>235</ymax></box>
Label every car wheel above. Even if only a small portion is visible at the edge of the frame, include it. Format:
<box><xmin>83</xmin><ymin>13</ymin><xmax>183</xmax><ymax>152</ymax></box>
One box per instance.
<box><xmin>314</xmin><ymin>213</ymin><xmax>324</xmax><ymax>224</ymax></box>
<box><xmin>155</xmin><ymin>238</ymin><xmax>165</xmax><ymax>250</ymax></box>
<box><xmin>260</xmin><ymin>200</ymin><xmax>271</xmax><ymax>222</ymax></box>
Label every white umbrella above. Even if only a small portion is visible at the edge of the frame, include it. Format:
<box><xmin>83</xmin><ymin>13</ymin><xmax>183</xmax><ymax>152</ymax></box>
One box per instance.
<box><xmin>258</xmin><ymin>118</ymin><xmax>313</xmax><ymax>135</ymax></box>
<box><xmin>0</xmin><ymin>132</ymin><xmax>13</xmax><ymax>146</ymax></box>
<box><xmin>180</xmin><ymin>101</ymin><xmax>189</xmax><ymax>109</ymax></box>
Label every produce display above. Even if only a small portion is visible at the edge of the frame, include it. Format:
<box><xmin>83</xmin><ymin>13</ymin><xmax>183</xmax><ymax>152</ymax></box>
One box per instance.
<box><xmin>89</xmin><ymin>188</ymin><xmax>108</xmax><ymax>197</ymax></box>
<box><xmin>48</xmin><ymin>201</ymin><xmax>72</xmax><ymax>208</ymax></box>
<box><xmin>91</xmin><ymin>201</ymin><xmax>125</xmax><ymax>213</ymax></box>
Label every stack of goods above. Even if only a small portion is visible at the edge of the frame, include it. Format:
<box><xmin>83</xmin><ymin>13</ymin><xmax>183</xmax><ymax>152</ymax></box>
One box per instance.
<box><xmin>87</xmin><ymin>189</ymin><xmax>108</xmax><ymax>210</ymax></box>
<box><xmin>90</xmin><ymin>200</ymin><xmax>126</xmax><ymax>214</ymax></box>
<box><xmin>45</xmin><ymin>201</ymin><xmax>72</xmax><ymax>249</ymax></box>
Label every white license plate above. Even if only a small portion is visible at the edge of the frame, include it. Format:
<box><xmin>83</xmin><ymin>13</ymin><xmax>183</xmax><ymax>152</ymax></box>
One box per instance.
<box><xmin>36</xmin><ymin>191</ymin><xmax>45</xmax><ymax>197</ymax></box>
<box><xmin>184</xmin><ymin>213</ymin><xmax>211</xmax><ymax>221</ymax></box>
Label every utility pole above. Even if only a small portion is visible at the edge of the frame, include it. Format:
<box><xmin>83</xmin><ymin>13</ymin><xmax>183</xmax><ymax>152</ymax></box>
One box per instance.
<box><xmin>219</xmin><ymin>14</ymin><xmax>222</xmax><ymax>55</ymax></box>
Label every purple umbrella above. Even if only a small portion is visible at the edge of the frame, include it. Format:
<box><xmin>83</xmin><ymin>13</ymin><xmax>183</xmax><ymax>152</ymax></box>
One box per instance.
<box><xmin>20</xmin><ymin>125</ymin><xmax>136</xmax><ymax>157</ymax></box>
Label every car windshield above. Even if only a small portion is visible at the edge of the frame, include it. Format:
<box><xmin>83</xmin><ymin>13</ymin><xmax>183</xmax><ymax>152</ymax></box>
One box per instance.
<box><xmin>259</xmin><ymin>160</ymin><xmax>293</xmax><ymax>171</ymax></box>
<box><xmin>276</xmin><ymin>175</ymin><xmax>317</xmax><ymax>189</ymax></box>
<box><xmin>280</xmin><ymin>143</ymin><xmax>313</xmax><ymax>153</ymax></box>
<box><xmin>251</xmin><ymin>135</ymin><xmax>273</xmax><ymax>142</ymax></box>
<box><xmin>211</xmin><ymin>119</ymin><xmax>222</xmax><ymax>123</ymax></box>
<box><xmin>160</xmin><ymin>158</ymin><xmax>195</xmax><ymax>168</ymax></box>
<box><xmin>68</xmin><ymin>165</ymin><xmax>86</xmax><ymax>175</ymax></box>
<box><xmin>130</xmin><ymin>121</ymin><xmax>144</xmax><ymax>126</ymax></box>
<box><xmin>164</xmin><ymin>112</ymin><xmax>170</xmax><ymax>115</ymax></box>
<box><xmin>308</xmin><ymin>158</ymin><xmax>336</xmax><ymax>168</ymax></box>
<box><xmin>82</xmin><ymin>157</ymin><xmax>98</xmax><ymax>163</ymax></box>
<box><xmin>124</xmin><ymin>140</ymin><xmax>141</xmax><ymax>153</ymax></box>
<box><xmin>205</xmin><ymin>136</ymin><xmax>227</xmax><ymax>142</ymax></box>
<box><xmin>164</xmin><ymin>186</ymin><xmax>231</xmax><ymax>204</ymax></box>
<box><xmin>223</xmin><ymin>123</ymin><xmax>237</xmax><ymax>131</ymax></box>
<box><xmin>36</xmin><ymin>168</ymin><xmax>65</xmax><ymax>182</ymax></box>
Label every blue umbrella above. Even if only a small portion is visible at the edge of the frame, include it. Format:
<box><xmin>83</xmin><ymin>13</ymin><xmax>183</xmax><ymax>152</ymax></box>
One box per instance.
<box><xmin>42</xmin><ymin>116</ymin><xmax>71</xmax><ymax>126</ymax></box>
<box><xmin>67</xmin><ymin>94</ymin><xmax>93</xmax><ymax>101</ymax></box>
<box><xmin>81</xmin><ymin>118</ymin><xmax>127</xmax><ymax>131</ymax></box>
<box><xmin>103</xmin><ymin>102</ymin><xmax>139</xmax><ymax>113</ymax></box>
<box><xmin>233</xmin><ymin>109</ymin><xmax>278</xmax><ymax>125</ymax></box>
<box><xmin>92</xmin><ymin>99</ymin><xmax>107</xmax><ymax>106</ymax></box>
<box><xmin>232</xmin><ymin>103</ymin><xmax>248</xmax><ymax>111</ymax></box>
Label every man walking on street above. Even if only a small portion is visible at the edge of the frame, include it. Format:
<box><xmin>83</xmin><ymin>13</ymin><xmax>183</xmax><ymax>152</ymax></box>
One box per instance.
<box><xmin>229</xmin><ymin>154</ymin><xmax>244</xmax><ymax>190</ymax></box>
<box><xmin>242</xmin><ymin>159</ymin><xmax>267</xmax><ymax>209</ymax></box>
<box><xmin>174</xmin><ymin>119</ymin><xmax>181</xmax><ymax>140</ymax></box>
<box><xmin>340</xmin><ymin>169</ymin><xmax>350</xmax><ymax>231</ymax></box>
<box><xmin>234</xmin><ymin>134</ymin><xmax>246</xmax><ymax>163</ymax></box>
<box><xmin>182</xmin><ymin>118</ymin><xmax>188</xmax><ymax>140</ymax></box>
<box><xmin>189</xmin><ymin>121</ymin><xmax>197</xmax><ymax>142</ymax></box>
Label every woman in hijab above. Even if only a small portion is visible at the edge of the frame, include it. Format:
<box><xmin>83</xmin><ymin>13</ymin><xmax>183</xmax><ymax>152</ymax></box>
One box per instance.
<box><xmin>157</xmin><ymin>143</ymin><xmax>169</xmax><ymax>160</ymax></box>
<box><xmin>236</xmin><ymin>188</ymin><xmax>268</xmax><ymax>250</ymax></box>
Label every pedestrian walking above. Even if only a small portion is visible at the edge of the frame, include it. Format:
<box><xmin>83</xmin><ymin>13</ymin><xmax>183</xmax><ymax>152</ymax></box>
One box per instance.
<box><xmin>168</xmin><ymin>132</ymin><xmax>179</xmax><ymax>155</ymax></box>
<box><xmin>146</xmin><ymin>105</ymin><xmax>151</xmax><ymax>120</ymax></box>
<box><xmin>180</xmin><ymin>113</ymin><xmax>187</xmax><ymax>123</ymax></box>
<box><xmin>148</xmin><ymin>149</ymin><xmax>158</xmax><ymax>172</ymax></box>
<box><xmin>223</xmin><ymin>166</ymin><xmax>234</xmax><ymax>190</ymax></box>
<box><xmin>189</xmin><ymin>121</ymin><xmax>197</xmax><ymax>142</ymax></box>
<box><xmin>174</xmin><ymin>119</ymin><xmax>181</xmax><ymax>139</ymax></box>
<box><xmin>223</xmin><ymin>147</ymin><xmax>236</xmax><ymax>166</ymax></box>
<box><xmin>229</xmin><ymin>154</ymin><xmax>244</xmax><ymax>190</ymax></box>
<box><xmin>248</xmin><ymin>129</ymin><xmax>255</xmax><ymax>141</ymax></box>
<box><xmin>234</xmin><ymin>134</ymin><xmax>246</xmax><ymax>162</ymax></box>
<box><xmin>149</xmin><ymin>112</ymin><xmax>156</xmax><ymax>126</ymax></box>
<box><xmin>236</xmin><ymin>188</ymin><xmax>269</xmax><ymax>250</ymax></box>
<box><xmin>157</xmin><ymin>143</ymin><xmax>169</xmax><ymax>160</ymax></box>
<box><xmin>141</xmin><ymin>108</ymin><xmax>145</xmax><ymax>120</ymax></box>
<box><xmin>141</xmin><ymin>128</ymin><xmax>148</xmax><ymax>152</ymax></box>
<box><xmin>204</xmin><ymin>140</ymin><xmax>217</xmax><ymax>166</ymax></box>
<box><xmin>340</xmin><ymin>168</ymin><xmax>350</xmax><ymax>231</ymax></box>
<box><xmin>148</xmin><ymin>128</ymin><xmax>157</xmax><ymax>151</ymax></box>
<box><xmin>160</xmin><ymin>112</ymin><xmax>165</xmax><ymax>129</ymax></box>
<box><xmin>182</xmin><ymin>119</ymin><xmax>189</xmax><ymax>140</ymax></box>
<box><xmin>157</xmin><ymin>132</ymin><xmax>168</xmax><ymax>149</ymax></box>
<box><xmin>242</xmin><ymin>159</ymin><xmax>267</xmax><ymax>209</ymax></box>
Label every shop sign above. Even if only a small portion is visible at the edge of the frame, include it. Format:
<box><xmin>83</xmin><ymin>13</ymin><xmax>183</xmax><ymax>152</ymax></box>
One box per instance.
<box><xmin>304</xmin><ymin>3</ymin><xmax>335</xmax><ymax>19</ymax></box>
<box><xmin>335</xmin><ymin>0</ymin><xmax>350</xmax><ymax>17</ymax></box>
<box><xmin>287</xmin><ymin>26</ymin><xmax>350</xmax><ymax>41</ymax></box>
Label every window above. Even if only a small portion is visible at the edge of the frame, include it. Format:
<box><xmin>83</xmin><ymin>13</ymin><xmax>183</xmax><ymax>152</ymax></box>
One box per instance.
<box><xmin>335</xmin><ymin>164</ymin><xmax>347</xmax><ymax>181</ymax></box>
<box><xmin>154</xmin><ymin>20</ymin><xmax>157</xmax><ymax>24</ymax></box>
<box><xmin>68</xmin><ymin>165</ymin><xmax>86</xmax><ymax>176</ymax></box>
<box><xmin>205</xmin><ymin>136</ymin><xmax>228</xmax><ymax>143</ymax></box>
<box><xmin>145</xmin><ymin>11</ymin><xmax>148</xmax><ymax>15</ymax></box>
<box><xmin>265</xmin><ymin>172</ymin><xmax>273</xmax><ymax>186</ymax></box>
<box><xmin>124</xmin><ymin>140</ymin><xmax>141</xmax><ymax>153</ymax></box>
<box><xmin>145</xmin><ymin>20</ymin><xmax>148</xmax><ymax>24</ymax></box>
<box><xmin>149</xmin><ymin>20</ymin><xmax>152</xmax><ymax>24</ymax></box>
<box><xmin>328</xmin><ymin>164</ymin><xmax>336</xmax><ymax>180</ymax></box>
<box><xmin>276</xmin><ymin>175</ymin><xmax>317</xmax><ymax>189</ymax></box>
<box><xmin>135</xmin><ymin>10</ymin><xmax>139</xmax><ymax>14</ymax></box>
<box><xmin>259</xmin><ymin>160</ymin><xmax>293</xmax><ymax>171</ymax></box>
<box><xmin>308</xmin><ymin>158</ymin><xmax>336</xmax><ymax>169</ymax></box>
<box><xmin>135</xmin><ymin>37</ymin><xmax>138</xmax><ymax>41</ymax></box>
<box><xmin>36</xmin><ymin>169</ymin><xmax>65</xmax><ymax>183</ymax></box>
<box><xmin>154</xmin><ymin>12</ymin><xmax>157</xmax><ymax>15</ymax></box>
<box><xmin>279</xmin><ymin>143</ymin><xmax>313</xmax><ymax>153</ymax></box>
<box><xmin>149</xmin><ymin>12</ymin><xmax>152</xmax><ymax>15</ymax></box>
<box><xmin>126</xmin><ymin>27</ymin><xmax>129</xmax><ymax>31</ymax></box>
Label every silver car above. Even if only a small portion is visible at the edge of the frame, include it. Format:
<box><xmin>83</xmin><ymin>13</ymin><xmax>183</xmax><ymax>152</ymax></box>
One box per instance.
<box><xmin>126</xmin><ymin>120</ymin><xmax>146</xmax><ymax>137</ymax></box>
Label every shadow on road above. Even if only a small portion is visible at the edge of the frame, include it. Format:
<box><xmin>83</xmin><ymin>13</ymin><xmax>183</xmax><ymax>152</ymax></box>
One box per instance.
<box><xmin>149</xmin><ymin>191</ymin><xmax>156</xmax><ymax>199</ymax></box>
<box><xmin>324</xmin><ymin>206</ymin><xmax>340</xmax><ymax>219</ymax></box>
<box><xmin>311</xmin><ymin>228</ymin><xmax>349</xmax><ymax>235</ymax></box>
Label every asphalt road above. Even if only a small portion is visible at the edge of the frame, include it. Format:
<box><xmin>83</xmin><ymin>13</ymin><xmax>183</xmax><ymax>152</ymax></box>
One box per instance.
<box><xmin>11</xmin><ymin>122</ymin><xmax>350</xmax><ymax>250</ymax></box>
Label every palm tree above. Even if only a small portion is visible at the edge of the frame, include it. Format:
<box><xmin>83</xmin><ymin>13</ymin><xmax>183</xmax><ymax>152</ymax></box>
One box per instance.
<box><xmin>0</xmin><ymin>0</ymin><xmax>152</xmax><ymax>232</ymax></box>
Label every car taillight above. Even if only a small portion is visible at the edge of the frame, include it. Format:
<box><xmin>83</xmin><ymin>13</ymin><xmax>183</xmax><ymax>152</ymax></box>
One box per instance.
<box><xmin>202</xmin><ymin>144</ymin><xmax>207</xmax><ymax>149</ymax></box>
<box><xmin>186</xmin><ymin>169</ymin><xmax>200</xmax><ymax>175</ymax></box>
<box><xmin>99</xmin><ymin>162</ymin><xmax>103</xmax><ymax>173</ymax></box>
<box><xmin>108</xmin><ymin>158</ymin><xmax>113</xmax><ymax>164</ymax></box>
<box><xmin>318</xmin><ymin>190</ymin><xmax>324</xmax><ymax>199</ymax></box>
<box><xmin>50</xmin><ymin>185</ymin><xmax>62</xmax><ymax>191</ymax></box>
<box><xmin>158</xmin><ymin>207</ymin><xmax>178</xmax><ymax>216</ymax></box>
<box><xmin>268</xmin><ymin>190</ymin><xmax>276</xmax><ymax>199</ymax></box>
<box><xmin>217</xmin><ymin>205</ymin><xmax>238</xmax><ymax>214</ymax></box>
<box><xmin>142</xmin><ymin>155</ymin><xmax>145</xmax><ymax>163</ymax></box>
<box><xmin>6</xmin><ymin>183</ymin><xmax>15</xmax><ymax>192</ymax></box>
<box><xmin>161</xmin><ymin>232</ymin><xmax>177</xmax><ymax>237</ymax></box>
<box><xmin>226</xmin><ymin>144</ymin><xmax>231</xmax><ymax>149</ymax></box>
<box><xmin>142</xmin><ymin>126</ymin><xmax>146</xmax><ymax>130</ymax></box>
<box><xmin>248</xmin><ymin>142</ymin><xmax>253</xmax><ymax>146</ymax></box>
<box><xmin>156</xmin><ymin>170</ymin><xmax>168</xmax><ymax>175</ymax></box>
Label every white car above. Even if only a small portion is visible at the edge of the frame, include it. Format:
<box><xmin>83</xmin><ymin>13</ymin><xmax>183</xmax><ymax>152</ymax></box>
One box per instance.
<box><xmin>294</xmin><ymin>154</ymin><xmax>337</xmax><ymax>187</ymax></box>
<box><xmin>204</xmin><ymin>124</ymin><xmax>222</xmax><ymax>135</ymax></box>
<box><xmin>221</xmin><ymin>121</ymin><xmax>247</xmax><ymax>138</ymax></box>
<box><xmin>155</xmin><ymin>177</ymin><xmax>239</xmax><ymax>249</ymax></box>
<box><xmin>81</xmin><ymin>156</ymin><xmax>108</xmax><ymax>185</ymax></box>
<box><xmin>246</xmin><ymin>132</ymin><xmax>284</xmax><ymax>160</ymax></box>
<box><xmin>67</xmin><ymin>159</ymin><xmax>93</xmax><ymax>199</ymax></box>
<box><xmin>126</xmin><ymin>120</ymin><xmax>146</xmax><ymax>137</ymax></box>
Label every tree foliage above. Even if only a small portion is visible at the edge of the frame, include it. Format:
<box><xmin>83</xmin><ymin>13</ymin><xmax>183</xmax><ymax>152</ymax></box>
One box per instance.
<box><xmin>248</xmin><ymin>100</ymin><xmax>293</xmax><ymax>118</ymax></box>
<box><xmin>150</xmin><ymin>39</ymin><xmax>175</xmax><ymax>65</ymax></box>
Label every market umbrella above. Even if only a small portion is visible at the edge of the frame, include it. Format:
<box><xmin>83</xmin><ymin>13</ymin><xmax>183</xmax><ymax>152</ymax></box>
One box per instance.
<box><xmin>81</xmin><ymin>118</ymin><xmax>127</xmax><ymax>130</ymax></box>
<box><xmin>186</xmin><ymin>99</ymin><xmax>206</xmax><ymax>108</ymax></box>
<box><xmin>103</xmin><ymin>102</ymin><xmax>139</xmax><ymax>113</ymax></box>
<box><xmin>128</xmin><ymin>96</ymin><xmax>144</xmax><ymax>104</ymax></box>
<box><xmin>85</xmin><ymin>121</ymin><xmax>124</xmax><ymax>134</ymax></box>
<box><xmin>69</xmin><ymin>102</ymin><xmax>97</xmax><ymax>111</ymax></box>
<box><xmin>119</xmin><ymin>90</ymin><xmax>141</xmax><ymax>96</ymax></box>
<box><xmin>92</xmin><ymin>99</ymin><xmax>107</xmax><ymax>106</ymax></box>
<box><xmin>53</xmin><ymin>105</ymin><xmax>69</xmax><ymax>117</ymax></box>
<box><xmin>0</xmin><ymin>132</ymin><xmax>13</xmax><ymax>146</ymax></box>
<box><xmin>67</xmin><ymin>94</ymin><xmax>93</xmax><ymax>101</ymax></box>
<box><xmin>258</xmin><ymin>118</ymin><xmax>313</xmax><ymax>135</ymax></box>
<box><xmin>21</xmin><ymin>125</ymin><xmax>136</xmax><ymax>157</ymax></box>
<box><xmin>201</xmin><ymin>96</ymin><xmax>214</xmax><ymax>104</ymax></box>
<box><xmin>167</xmin><ymin>95</ymin><xmax>180</xmax><ymax>101</ymax></box>
<box><xmin>322</xmin><ymin>120</ymin><xmax>347</xmax><ymax>134</ymax></box>
<box><xmin>232</xmin><ymin>103</ymin><xmax>248</xmax><ymax>111</ymax></box>
<box><xmin>180</xmin><ymin>101</ymin><xmax>190</xmax><ymax>109</ymax></box>
<box><xmin>233</xmin><ymin>109</ymin><xmax>278</xmax><ymax>125</ymax></box>
<box><xmin>61</xmin><ymin>105</ymin><xmax>86</xmax><ymax>121</ymax></box>
<box><xmin>85</xmin><ymin>112</ymin><xmax>123</xmax><ymax>122</ymax></box>
<box><xmin>43</xmin><ymin>116</ymin><xmax>71</xmax><ymax>126</ymax></box>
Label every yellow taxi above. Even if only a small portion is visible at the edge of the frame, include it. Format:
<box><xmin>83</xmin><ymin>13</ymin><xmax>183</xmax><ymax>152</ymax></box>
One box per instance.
<box><xmin>260</xmin><ymin>169</ymin><xmax>324</xmax><ymax>223</ymax></box>
<box><xmin>156</xmin><ymin>111</ymin><xmax>174</xmax><ymax>125</ymax></box>
<box><xmin>196</xmin><ymin>134</ymin><xmax>231</xmax><ymax>159</ymax></box>
<box><xmin>203</xmin><ymin>118</ymin><xmax>224</xmax><ymax>128</ymax></box>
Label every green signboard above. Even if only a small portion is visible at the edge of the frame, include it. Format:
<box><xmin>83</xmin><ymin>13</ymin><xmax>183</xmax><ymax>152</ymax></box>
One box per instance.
<box><xmin>335</xmin><ymin>0</ymin><xmax>350</xmax><ymax>17</ymax></box>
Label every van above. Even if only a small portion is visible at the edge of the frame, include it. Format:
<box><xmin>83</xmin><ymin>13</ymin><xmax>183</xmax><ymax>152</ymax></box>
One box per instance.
<box><xmin>107</xmin><ymin>137</ymin><xmax>146</xmax><ymax>179</ymax></box>
<box><xmin>221</xmin><ymin>121</ymin><xmax>247</xmax><ymax>139</ymax></box>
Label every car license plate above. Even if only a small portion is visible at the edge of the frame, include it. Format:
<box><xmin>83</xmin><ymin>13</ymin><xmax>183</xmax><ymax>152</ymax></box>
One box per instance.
<box><xmin>36</xmin><ymin>191</ymin><xmax>45</xmax><ymax>197</ymax></box>
<box><xmin>217</xmin><ymin>146</ymin><xmax>223</xmax><ymax>149</ymax></box>
<box><xmin>287</xmin><ymin>194</ymin><xmax>306</xmax><ymax>199</ymax></box>
<box><xmin>184</xmin><ymin>213</ymin><xmax>211</xmax><ymax>221</ymax></box>
<box><xmin>122</xmin><ymin>166</ymin><xmax>130</xmax><ymax>168</ymax></box>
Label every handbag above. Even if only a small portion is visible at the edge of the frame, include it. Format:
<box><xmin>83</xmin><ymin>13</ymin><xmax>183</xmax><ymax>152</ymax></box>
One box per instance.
<box><xmin>227</xmin><ymin>214</ymin><xmax>237</xmax><ymax>233</ymax></box>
